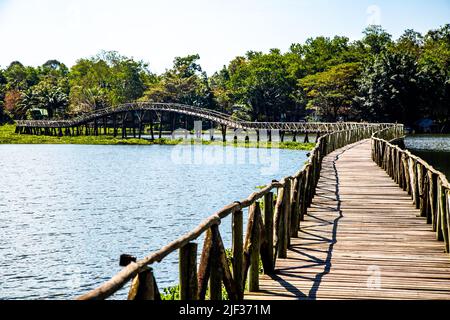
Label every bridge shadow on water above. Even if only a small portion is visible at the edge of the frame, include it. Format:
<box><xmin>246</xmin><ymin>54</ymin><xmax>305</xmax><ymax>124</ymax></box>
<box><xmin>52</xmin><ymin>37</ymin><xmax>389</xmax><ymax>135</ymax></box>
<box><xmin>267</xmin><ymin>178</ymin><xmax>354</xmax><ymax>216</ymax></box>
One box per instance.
<box><xmin>262</xmin><ymin>143</ymin><xmax>357</xmax><ymax>300</ymax></box>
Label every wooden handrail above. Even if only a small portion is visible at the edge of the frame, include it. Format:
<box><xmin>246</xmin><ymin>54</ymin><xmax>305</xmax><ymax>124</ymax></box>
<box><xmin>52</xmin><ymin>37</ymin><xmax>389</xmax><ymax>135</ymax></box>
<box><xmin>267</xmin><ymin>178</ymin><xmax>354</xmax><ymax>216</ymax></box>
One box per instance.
<box><xmin>371</xmin><ymin>127</ymin><xmax>450</xmax><ymax>255</ymax></box>
<box><xmin>75</xmin><ymin>123</ymin><xmax>400</xmax><ymax>300</ymax></box>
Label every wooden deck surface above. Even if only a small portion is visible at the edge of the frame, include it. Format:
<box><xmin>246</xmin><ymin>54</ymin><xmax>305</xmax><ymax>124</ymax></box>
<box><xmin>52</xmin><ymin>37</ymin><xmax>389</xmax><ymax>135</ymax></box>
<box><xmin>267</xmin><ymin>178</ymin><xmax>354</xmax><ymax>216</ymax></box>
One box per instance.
<box><xmin>246</xmin><ymin>139</ymin><xmax>450</xmax><ymax>300</ymax></box>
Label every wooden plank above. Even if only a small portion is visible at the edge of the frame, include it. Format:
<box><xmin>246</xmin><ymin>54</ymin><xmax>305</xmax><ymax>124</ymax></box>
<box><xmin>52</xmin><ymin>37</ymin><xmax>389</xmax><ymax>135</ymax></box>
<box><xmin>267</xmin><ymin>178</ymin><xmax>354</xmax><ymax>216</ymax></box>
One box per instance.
<box><xmin>246</xmin><ymin>140</ymin><xmax>450</xmax><ymax>301</ymax></box>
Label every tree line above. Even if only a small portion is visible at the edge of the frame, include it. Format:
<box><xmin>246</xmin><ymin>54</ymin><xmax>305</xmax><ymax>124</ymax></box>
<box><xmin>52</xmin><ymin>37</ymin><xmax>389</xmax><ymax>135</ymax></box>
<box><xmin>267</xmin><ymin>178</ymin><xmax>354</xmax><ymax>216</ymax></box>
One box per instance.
<box><xmin>0</xmin><ymin>25</ymin><xmax>449</xmax><ymax>131</ymax></box>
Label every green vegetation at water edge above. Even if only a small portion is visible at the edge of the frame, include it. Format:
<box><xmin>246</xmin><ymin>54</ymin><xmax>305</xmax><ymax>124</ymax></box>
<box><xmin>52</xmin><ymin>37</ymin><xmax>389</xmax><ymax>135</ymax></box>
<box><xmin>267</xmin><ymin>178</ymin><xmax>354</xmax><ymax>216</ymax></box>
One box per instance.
<box><xmin>0</xmin><ymin>125</ymin><xmax>315</xmax><ymax>150</ymax></box>
<box><xmin>0</xmin><ymin>124</ymin><xmax>152</xmax><ymax>145</ymax></box>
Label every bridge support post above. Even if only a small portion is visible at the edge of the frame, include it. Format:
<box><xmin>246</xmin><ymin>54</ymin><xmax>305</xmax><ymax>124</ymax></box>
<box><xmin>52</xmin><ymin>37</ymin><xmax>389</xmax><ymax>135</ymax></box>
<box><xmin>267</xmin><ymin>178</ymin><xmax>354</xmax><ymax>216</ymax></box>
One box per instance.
<box><xmin>113</xmin><ymin>114</ymin><xmax>118</xmax><ymax>137</ymax></box>
<box><xmin>94</xmin><ymin>119</ymin><xmax>99</xmax><ymax>136</ymax></box>
<box><xmin>122</xmin><ymin>112</ymin><xmax>127</xmax><ymax>139</ymax></box>
<box><xmin>158</xmin><ymin>113</ymin><xmax>163</xmax><ymax>139</ymax></box>
<box><xmin>293</xmin><ymin>132</ymin><xmax>297</xmax><ymax>142</ymax></box>
<box><xmin>221</xmin><ymin>125</ymin><xmax>227</xmax><ymax>142</ymax></box>
<box><xmin>103</xmin><ymin>117</ymin><xmax>107</xmax><ymax>135</ymax></box>
<box><xmin>304</xmin><ymin>133</ymin><xmax>310</xmax><ymax>143</ymax></box>
<box><xmin>132</xmin><ymin>112</ymin><xmax>137</xmax><ymax>138</ymax></box>
<box><xmin>149</xmin><ymin>113</ymin><xmax>155</xmax><ymax>140</ymax></box>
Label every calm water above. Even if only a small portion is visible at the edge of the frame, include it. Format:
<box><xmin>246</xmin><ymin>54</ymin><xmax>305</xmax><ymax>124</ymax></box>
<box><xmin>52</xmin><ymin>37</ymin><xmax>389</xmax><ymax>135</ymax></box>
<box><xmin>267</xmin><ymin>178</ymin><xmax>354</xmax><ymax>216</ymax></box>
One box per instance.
<box><xmin>0</xmin><ymin>144</ymin><xmax>307</xmax><ymax>300</ymax></box>
<box><xmin>404</xmin><ymin>135</ymin><xmax>450</xmax><ymax>179</ymax></box>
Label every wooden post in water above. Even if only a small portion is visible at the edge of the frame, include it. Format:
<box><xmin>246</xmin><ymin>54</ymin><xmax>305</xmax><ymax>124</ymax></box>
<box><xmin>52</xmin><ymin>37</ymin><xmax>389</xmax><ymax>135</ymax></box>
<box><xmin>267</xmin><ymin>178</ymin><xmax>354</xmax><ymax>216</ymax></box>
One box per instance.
<box><xmin>149</xmin><ymin>112</ymin><xmax>155</xmax><ymax>140</ymax></box>
<box><xmin>113</xmin><ymin>114</ymin><xmax>118</xmax><ymax>137</ymax></box>
<box><xmin>103</xmin><ymin>116</ymin><xmax>107</xmax><ymax>135</ymax></box>
<box><xmin>158</xmin><ymin>114</ymin><xmax>162</xmax><ymax>139</ymax></box>
<box><xmin>221</xmin><ymin>125</ymin><xmax>227</xmax><ymax>142</ymax></box>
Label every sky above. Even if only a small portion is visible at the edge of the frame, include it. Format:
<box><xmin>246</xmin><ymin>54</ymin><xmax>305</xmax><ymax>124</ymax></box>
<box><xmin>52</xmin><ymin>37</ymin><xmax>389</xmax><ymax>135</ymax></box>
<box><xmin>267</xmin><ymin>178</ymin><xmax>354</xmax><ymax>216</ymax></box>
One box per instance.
<box><xmin>0</xmin><ymin>0</ymin><xmax>449</xmax><ymax>75</ymax></box>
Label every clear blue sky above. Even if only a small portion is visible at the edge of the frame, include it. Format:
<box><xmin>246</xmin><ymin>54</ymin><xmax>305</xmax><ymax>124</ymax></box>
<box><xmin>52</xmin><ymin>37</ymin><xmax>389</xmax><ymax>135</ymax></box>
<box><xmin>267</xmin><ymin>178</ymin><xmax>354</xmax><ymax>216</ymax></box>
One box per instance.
<box><xmin>0</xmin><ymin>0</ymin><xmax>448</xmax><ymax>75</ymax></box>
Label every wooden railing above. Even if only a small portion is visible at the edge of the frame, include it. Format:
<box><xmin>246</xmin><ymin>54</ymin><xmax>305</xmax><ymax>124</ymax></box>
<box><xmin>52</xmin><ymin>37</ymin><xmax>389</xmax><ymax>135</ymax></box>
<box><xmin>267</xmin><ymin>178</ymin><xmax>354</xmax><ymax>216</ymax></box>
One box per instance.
<box><xmin>75</xmin><ymin>123</ymin><xmax>397</xmax><ymax>300</ymax></box>
<box><xmin>16</xmin><ymin>102</ymin><xmax>397</xmax><ymax>133</ymax></box>
<box><xmin>372</xmin><ymin>126</ymin><xmax>450</xmax><ymax>254</ymax></box>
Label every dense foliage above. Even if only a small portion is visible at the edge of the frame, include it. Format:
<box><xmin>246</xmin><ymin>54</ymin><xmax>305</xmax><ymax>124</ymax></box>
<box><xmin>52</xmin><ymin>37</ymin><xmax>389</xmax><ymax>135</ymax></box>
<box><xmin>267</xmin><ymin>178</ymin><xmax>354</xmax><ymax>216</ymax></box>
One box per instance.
<box><xmin>1</xmin><ymin>25</ymin><xmax>449</xmax><ymax>131</ymax></box>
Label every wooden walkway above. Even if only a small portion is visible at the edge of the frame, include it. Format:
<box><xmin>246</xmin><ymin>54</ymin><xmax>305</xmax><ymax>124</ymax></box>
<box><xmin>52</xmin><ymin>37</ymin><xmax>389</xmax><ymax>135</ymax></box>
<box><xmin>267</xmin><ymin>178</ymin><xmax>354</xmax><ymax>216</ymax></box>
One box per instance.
<box><xmin>246</xmin><ymin>139</ymin><xmax>450</xmax><ymax>300</ymax></box>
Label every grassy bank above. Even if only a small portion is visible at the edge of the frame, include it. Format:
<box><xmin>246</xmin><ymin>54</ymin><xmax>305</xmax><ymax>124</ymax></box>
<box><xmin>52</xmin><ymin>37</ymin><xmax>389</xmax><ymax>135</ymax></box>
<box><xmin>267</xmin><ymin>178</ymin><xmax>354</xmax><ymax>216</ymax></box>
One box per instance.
<box><xmin>0</xmin><ymin>124</ymin><xmax>315</xmax><ymax>150</ymax></box>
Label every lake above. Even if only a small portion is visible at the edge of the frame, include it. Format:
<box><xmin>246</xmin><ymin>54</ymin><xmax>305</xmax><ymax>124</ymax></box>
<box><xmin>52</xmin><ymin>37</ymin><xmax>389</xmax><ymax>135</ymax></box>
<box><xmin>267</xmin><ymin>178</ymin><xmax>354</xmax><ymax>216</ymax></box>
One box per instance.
<box><xmin>404</xmin><ymin>135</ymin><xmax>450</xmax><ymax>179</ymax></box>
<box><xmin>0</xmin><ymin>144</ymin><xmax>307</xmax><ymax>300</ymax></box>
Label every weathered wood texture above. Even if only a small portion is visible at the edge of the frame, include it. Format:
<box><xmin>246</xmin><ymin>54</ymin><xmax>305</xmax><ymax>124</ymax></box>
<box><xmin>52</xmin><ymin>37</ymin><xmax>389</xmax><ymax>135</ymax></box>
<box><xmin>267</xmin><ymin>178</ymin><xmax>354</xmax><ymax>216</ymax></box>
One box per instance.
<box><xmin>246</xmin><ymin>140</ymin><xmax>450</xmax><ymax>300</ymax></box>
<box><xmin>76</xmin><ymin>124</ymin><xmax>403</xmax><ymax>300</ymax></box>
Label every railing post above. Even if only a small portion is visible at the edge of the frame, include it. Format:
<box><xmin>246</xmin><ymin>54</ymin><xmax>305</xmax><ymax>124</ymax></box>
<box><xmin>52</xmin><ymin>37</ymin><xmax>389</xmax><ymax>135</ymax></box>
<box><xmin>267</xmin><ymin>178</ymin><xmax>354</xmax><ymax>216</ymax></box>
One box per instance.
<box><xmin>197</xmin><ymin>229</ymin><xmax>212</xmax><ymax>300</ymax></box>
<box><xmin>412</xmin><ymin>159</ymin><xmax>420</xmax><ymax>210</ymax></box>
<box><xmin>436</xmin><ymin>178</ymin><xmax>448</xmax><ymax>249</ymax></box>
<box><xmin>290</xmin><ymin>177</ymin><xmax>301</xmax><ymax>238</ymax></box>
<box><xmin>430</xmin><ymin>172</ymin><xmax>438</xmax><ymax>231</ymax></box>
<box><xmin>179</xmin><ymin>242</ymin><xmax>198</xmax><ymax>300</ymax></box>
<box><xmin>279</xmin><ymin>179</ymin><xmax>291</xmax><ymax>258</ymax></box>
<box><xmin>232</xmin><ymin>209</ymin><xmax>244</xmax><ymax>299</ymax></box>
<box><xmin>262</xmin><ymin>192</ymin><xmax>274</xmax><ymax>273</ymax></box>
<box><xmin>248</xmin><ymin>202</ymin><xmax>261</xmax><ymax>292</ymax></box>
<box><xmin>273</xmin><ymin>184</ymin><xmax>285</xmax><ymax>260</ymax></box>
<box><xmin>128</xmin><ymin>267</ymin><xmax>161</xmax><ymax>300</ymax></box>
<box><xmin>209</xmin><ymin>225</ymin><xmax>222</xmax><ymax>300</ymax></box>
<box><xmin>446</xmin><ymin>189</ymin><xmax>450</xmax><ymax>253</ymax></box>
<box><xmin>417</xmin><ymin>163</ymin><xmax>425</xmax><ymax>216</ymax></box>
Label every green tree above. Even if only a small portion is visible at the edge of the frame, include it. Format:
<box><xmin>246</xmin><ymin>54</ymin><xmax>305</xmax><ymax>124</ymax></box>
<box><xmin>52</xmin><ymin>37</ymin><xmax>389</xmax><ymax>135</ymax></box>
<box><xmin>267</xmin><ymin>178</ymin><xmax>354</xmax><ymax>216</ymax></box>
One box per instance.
<box><xmin>32</xmin><ymin>79</ymin><xmax>69</xmax><ymax>118</ymax></box>
<box><xmin>361</xmin><ymin>25</ymin><xmax>393</xmax><ymax>55</ymax></box>
<box><xmin>356</xmin><ymin>50</ymin><xmax>423</xmax><ymax>124</ymax></box>
<box><xmin>69</xmin><ymin>51</ymin><xmax>152</xmax><ymax>114</ymax></box>
<box><xmin>142</xmin><ymin>54</ymin><xmax>214</xmax><ymax>108</ymax></box>
<box><xmin>299</xmin><ymin>62</ymin><xmax>362</xmax><ymax>121</ymax></box>
<box><xmin>226</xmin><ymin>49</ymin><xmax>299</xmax><ymax>122</ymax></box>
<box><xmin>0</xmin><ymin>69</ymin><xmax>6</xmax><ymax>122</ymax></box>
<box><xmin>4</xmin><ymin>61</ymin><xmax>39</xmax><ymax>91</ymax></box>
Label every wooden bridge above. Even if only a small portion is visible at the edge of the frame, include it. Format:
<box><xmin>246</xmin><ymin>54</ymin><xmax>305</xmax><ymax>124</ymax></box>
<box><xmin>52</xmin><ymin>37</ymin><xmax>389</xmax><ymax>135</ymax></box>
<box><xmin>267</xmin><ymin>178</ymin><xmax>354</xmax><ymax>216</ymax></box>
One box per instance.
<box><xmin>246</xmin><ymin>139</ymin><xmax>450</xmax><ymax>300</ymax></box>
<box><xmin>15</xmin><ymin>102</ymin><xmax>390</xmax><ymax>141</ymax></box>
<box><xmin>17</xmin><ymin>105</ymin><xmax>450</xmax><ymax>300</ymax></box>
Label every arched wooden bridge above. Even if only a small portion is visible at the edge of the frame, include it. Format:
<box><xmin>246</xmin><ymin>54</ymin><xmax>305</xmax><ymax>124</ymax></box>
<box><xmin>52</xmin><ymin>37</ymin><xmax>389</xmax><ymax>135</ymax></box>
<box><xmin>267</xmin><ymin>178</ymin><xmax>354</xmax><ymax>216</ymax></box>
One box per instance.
<box><xmin>15</xmin><ymin>105</ymin><xmax>450</xmax><ymax>300</ymax></box>
<box><xmin>15</xmin><ymin>102</ymin><xmax>389</xmax><ymax>141</ymax></box>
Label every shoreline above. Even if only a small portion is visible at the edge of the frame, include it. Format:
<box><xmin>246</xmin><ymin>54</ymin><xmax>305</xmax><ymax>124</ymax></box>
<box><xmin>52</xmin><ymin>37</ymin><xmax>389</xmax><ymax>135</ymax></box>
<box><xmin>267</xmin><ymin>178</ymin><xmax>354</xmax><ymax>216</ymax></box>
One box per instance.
<box><xmin>0</xmin><ymin>124</ymin><xmax>315</xmax><ymax>151</ymax></box>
